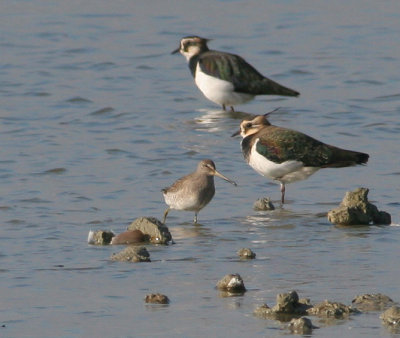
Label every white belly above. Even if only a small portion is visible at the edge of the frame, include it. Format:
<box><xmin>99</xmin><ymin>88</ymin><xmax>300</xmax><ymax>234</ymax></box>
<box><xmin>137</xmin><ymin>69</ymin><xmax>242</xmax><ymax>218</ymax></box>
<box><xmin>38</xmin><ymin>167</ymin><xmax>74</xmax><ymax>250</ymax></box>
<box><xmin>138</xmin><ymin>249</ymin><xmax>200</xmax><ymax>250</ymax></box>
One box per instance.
<box><xmin>195</xmin><ymin>64</ymin><xmax>254</xmax><ymax>106</ymax></box>
<box><xmin>248</xmin><ymin>139</ymin><xmax>319</xmax><ymax>184</ymax></box>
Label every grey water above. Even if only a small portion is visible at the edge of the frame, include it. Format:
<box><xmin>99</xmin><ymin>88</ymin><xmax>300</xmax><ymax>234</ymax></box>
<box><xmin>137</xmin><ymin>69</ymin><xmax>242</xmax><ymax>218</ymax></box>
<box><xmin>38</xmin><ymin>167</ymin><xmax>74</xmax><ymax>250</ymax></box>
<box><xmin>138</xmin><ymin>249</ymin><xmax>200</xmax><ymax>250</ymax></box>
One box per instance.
<box><xmin>1</xmin><ymin>0</ymin><xmax>399</xmax><ymax>337</ymax></box>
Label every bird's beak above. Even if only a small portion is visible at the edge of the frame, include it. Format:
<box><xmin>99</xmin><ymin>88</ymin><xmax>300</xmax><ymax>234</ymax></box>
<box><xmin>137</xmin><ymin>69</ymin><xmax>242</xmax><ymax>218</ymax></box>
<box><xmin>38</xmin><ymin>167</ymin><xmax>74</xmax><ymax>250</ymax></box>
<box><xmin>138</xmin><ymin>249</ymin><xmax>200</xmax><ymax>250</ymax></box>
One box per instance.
<box><xmin>213</xmin><ymin>170</ymin><xmax>237</xmax><ymax>186</ymax></box>
<box><xmin>171</xmin><ymin>47</ymin><xmax>180</xmax><ymax>54</ymax></box>
<box><xmin>231</xmin><ymin>130</ymin><xmax>240</xmax><ymax>137</ymax></box>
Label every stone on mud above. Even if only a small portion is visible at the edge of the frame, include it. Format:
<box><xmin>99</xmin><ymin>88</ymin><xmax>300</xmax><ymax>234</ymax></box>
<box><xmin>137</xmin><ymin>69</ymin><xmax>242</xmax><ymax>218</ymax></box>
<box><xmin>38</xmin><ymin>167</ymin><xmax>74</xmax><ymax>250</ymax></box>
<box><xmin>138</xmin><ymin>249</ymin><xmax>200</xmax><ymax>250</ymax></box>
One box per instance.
<box><xmin>237</xmin><ymin>248</ymin><xmax>256</xmax><ymax>259</ymax></box>
<box><xmin>327</xmin><ymin>188</ymin><xmax>391</xmax><ymax>225</ymax></box>
<box><xmin>110</xmin><ymin>246</ymin><xmax>151</xmax><ymax>262</ymax></box>
<box><xmin>352</xmin><ymin>293</ymin><xmax>394</xmax><ymax>312</ymax></box>
<box><xmin>307</xmin><ymin>300</ymin><xmax>359</xmax><ymax>318</ymax></box>
<box><xmin>288</xmin><ymin>317</ymin><xmax>316</xmax><ymax>334</ymax></box>
<box><xmin>145</xmin><ymin>293</ymin><xmax>170</xmax><ymax>304</ymax></box>
<box><xmin>216</xmin><ymin>274</ymin><xmax>246</xmax><ymax>293</ymax></box>
<box><xmin>381</xmin><ymin>306</ymin><xmax>400</xmax><ymax>326</ymax></box>
<box><xmin>254</xmin><ymin>291</ymin><xmax>312</xmax><ymax>320</ymax></box>
<box><xmin>253</xmin><ymin>197</ymin><xmax>275</xmax><ymax>211</ymax></box>
<box><xmin>127</xmin><ymin>217</ymin><xmax>172</xmax><ymax>244</ymax></box>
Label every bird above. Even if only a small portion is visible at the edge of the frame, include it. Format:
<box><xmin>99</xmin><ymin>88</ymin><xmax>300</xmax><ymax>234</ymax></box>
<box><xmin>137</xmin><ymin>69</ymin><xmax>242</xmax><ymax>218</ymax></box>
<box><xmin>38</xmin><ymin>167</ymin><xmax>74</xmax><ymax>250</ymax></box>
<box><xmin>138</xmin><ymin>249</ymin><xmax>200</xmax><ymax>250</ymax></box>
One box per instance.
<box><xmin>162</xmin><ymin>159</ymin><xmax>237</xmax><ymax>224</ymax></box>
<box><xmin>172</xmin><ymin>36</ymin><xmax>299</xmax><ymax>112</ymax></box>
<box><xmin>232</xmin><ymin>113</ymin><xmax>369</xmax><ymax>204</ymax></box>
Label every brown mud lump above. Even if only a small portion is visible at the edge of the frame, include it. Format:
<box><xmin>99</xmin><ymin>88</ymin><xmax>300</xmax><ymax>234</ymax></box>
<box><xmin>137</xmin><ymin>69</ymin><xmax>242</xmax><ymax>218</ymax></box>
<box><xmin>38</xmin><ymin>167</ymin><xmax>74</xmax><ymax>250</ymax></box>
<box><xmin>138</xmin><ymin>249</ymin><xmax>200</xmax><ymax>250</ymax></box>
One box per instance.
<box><xmin>216</xmin><ymin>274</ymin><xmax>246</xmax><ymax>293</ymax></box>
<box><xmin>327</xmin><ymin>188</ymin><xmax>391</xmax><ymax>225</ymax></box>
<box><xmin>110</xmin><ymin>246</ymin><xmax>151</xmax><ymax>262</ymax></box>
<box><xmin>381</xmin><ymin>306</ymin><xmax>400</xmax><ymax>326</ymax></box>
<box><xmin>288</xmin><ymin>317</ymin><xmax>317</xmax><ymax>334</ymax></box>
<box><xmin>253</xmin><ymin>197</ymin><xmax>275</xmax><ymax>211</ymax></box>
<box><xmin>254</xmin><ymin>291</ymin><xmax>312</xmax><ymax>320</ymax></box>
<box><xmin>111</xmin><ymin>229</ymin><xmax>146</xmax><ymax>245</ymax></box>
<box><xmin>128</xmin><ymin>217</ymin><xmax>172</xmax><ymax>244</ymax></box>
<box><xmin>145</xmin><ymin>293</ymin><xmax>170</xmax><ymax>304</ymax></box>
<box><xmin>352</xmin><ymin>293</ymin><xmax>394</xmax><ymax>312</ymax></box>
<box><xmin>307</xmin><ymin>300</ymin><xmax>359</xmax><ymax>318</ymax></box>
<box><xmin>237</xmin><ymin>248</ymin><xmax>256</xmax><ymax>259</ymax></box>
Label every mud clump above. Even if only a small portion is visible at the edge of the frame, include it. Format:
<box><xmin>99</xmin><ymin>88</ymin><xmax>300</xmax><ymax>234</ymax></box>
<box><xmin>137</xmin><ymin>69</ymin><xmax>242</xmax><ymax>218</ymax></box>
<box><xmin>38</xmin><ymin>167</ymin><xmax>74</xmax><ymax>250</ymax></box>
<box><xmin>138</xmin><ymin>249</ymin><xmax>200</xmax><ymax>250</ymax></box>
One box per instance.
<box><xmin>327</xmin><ymin>188</ymin><xmax>391</xmax><ymax>225</ymax></box>
<box><xmin>381</xmin><ymin>306</ymin><xmax>400</xmax><ymax>326</ymax></box>
<box><xmin>288</xmin><ymin>317</ymin><xmax>317</xmax><ymax>334</ymax></box>
<box><xmin>110</xmin><ymin>246</ymin><xmax>150</xmax><ymax>262</ymax></box>
<box><xmin>216</xmin><ymin>274</ymin><xmax>246</xmax><ymax>294</ymax></box>
<box><xmin>237</xmin><ymin>248</ymin><xmax>256</xmax><ymax>259</ymax></box>
<box><xmin>254</xmin><ymin>291</ymin><xmax>312</xmax><ymax>320</ymax></box>
<box><xmin>128</xmin><ymin>217</ymin><xmax>172</xmax><ymax>244</ymax></box>
<box><xmin>87</xmin><ymin>230</ymin><xmax>115</xmax><ymax>245</ymax></box>
<box><xmin>307</xmin><ymin>300</ymin><xmax>359</xmax><ymax>318</ymax></box>
<box><xmin>253</xmin><ymin>197</ymin><xmax>275</xmax><ymax>211</ymax></box>
<box><xmin>110</xmin><ymin>229</ymin><xmax>145</xmax><ymax>245</ymax></box>
<box><xmin>352</xmin><ymin>293</ymin><xmax>394</xmax><ymax>312</ymax></box>
<box><xmin>145</xmin><ymin>293</ymin><xmax>170</xmax><ymax>304</ymax></box>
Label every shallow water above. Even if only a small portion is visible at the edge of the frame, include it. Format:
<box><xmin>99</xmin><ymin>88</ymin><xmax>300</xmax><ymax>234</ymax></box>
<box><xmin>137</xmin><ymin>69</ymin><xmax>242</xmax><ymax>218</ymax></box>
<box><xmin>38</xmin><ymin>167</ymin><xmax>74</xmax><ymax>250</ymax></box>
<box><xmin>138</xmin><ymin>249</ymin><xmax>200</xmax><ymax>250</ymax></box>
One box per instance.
<box><xmin>1</xmin><ymin>0</ymin><xmax>399</xmax><ymax>337</ymax></box>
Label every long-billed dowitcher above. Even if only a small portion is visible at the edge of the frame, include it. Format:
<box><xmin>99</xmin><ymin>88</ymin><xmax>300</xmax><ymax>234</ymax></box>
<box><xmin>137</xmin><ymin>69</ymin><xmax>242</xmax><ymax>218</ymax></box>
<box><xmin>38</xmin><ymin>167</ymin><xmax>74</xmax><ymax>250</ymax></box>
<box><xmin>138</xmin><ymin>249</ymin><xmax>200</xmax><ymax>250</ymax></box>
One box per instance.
<box><xmin>172</xmin><ymin>36</ymin><xmax>299</xmax><ymax>112</ymax></box>
<box><xmin>232</xmin><ymin>114</ymin><xmax>369</xmax><ymax>204</ymax></box>
<box><xmin>162</xmin><ymin>159</ymin><xmax>237</xmax><ymax>224</ymax></box>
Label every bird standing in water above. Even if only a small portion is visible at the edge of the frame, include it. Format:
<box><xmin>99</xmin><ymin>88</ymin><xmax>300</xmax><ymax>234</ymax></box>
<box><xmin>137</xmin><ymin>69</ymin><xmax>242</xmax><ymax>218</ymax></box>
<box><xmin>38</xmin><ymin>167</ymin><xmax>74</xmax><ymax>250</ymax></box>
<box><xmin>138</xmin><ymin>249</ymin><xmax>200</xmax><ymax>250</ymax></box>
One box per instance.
<box><xmin>162</xmin><ymin>159</ymin><xmax>237</xmax><ymax>224</ymax></box>
<box><xmin>232</xmin><ymin>114</ymin><xmax>369</xmax><ymax>204</ymax></box>
<box><xmin>172</xmin><ymin>36</ymin><xmax>299</xmax><ymax>111</ymax></box>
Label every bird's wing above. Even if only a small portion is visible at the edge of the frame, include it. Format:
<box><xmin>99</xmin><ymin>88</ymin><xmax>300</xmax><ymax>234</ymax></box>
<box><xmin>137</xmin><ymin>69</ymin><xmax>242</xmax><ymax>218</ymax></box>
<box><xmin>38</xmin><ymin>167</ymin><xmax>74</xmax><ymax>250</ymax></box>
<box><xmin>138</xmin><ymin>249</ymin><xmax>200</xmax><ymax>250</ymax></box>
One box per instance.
<box><xmin>255</xmin><ymin>126</ymin><xmax>335</xmax><ymax>166</ymax></box>
<box><xmin>197</xmin><ymin>51</ymin><xmax>266</xmax><ymax>92</ymax></box>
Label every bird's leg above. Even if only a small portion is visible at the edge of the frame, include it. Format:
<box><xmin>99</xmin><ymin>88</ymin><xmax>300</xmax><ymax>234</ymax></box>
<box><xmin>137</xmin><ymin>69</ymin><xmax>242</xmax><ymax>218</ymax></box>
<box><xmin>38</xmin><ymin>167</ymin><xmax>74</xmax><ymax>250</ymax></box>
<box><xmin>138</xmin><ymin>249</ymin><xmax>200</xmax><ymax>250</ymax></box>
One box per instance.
<box><xmin>280</xmin><ymin>183</ymin><xmax>285</xmax><ymax>204</ymax></box>
<box><xmin>163</xmin><ymin>208</ymin><xmax>170</xmax><ymax>224</ymax></box>
<box><xmin>230</xmin><ymin>106</ymin><xmax>235</xmax><ymax>112</ymax></box>
<box><xmin>193</xmin><ymin>212</ymin><xmax>198</xmax><ymax>224</ymax></box>
<box><xmin>222</xmin><ymin>104</ymin><xmax>226</xmax><ymax>111</ymax></box>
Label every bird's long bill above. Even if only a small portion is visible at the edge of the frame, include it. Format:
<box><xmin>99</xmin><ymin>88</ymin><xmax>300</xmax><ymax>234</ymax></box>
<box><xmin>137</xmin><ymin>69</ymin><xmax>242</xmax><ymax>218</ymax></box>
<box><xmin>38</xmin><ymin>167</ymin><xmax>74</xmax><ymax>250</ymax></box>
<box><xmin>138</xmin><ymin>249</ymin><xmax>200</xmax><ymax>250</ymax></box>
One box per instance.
<box><xmin>214</xmin><ymin>170</ymin><xmax>237</xmax><ymax>186</ymax></box>
<box><xmin>171</xmin><ymin>47</ymin><xmax>180</xmax><ymax>54</ymax></box>
<box><xmin>231</xmin><ymin>129</ymin><xmax>240</xmax><ymax>137</ymax></box>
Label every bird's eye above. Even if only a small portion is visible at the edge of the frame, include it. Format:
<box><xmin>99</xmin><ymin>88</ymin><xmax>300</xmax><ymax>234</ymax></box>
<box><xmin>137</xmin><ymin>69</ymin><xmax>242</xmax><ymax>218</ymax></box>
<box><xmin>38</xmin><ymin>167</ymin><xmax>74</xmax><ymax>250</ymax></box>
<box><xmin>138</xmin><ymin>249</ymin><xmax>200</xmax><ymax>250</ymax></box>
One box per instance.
<box><xmin>246</xmin><ymin>122</ymin><xmax>252</xmax><ymax>128</ymax></box>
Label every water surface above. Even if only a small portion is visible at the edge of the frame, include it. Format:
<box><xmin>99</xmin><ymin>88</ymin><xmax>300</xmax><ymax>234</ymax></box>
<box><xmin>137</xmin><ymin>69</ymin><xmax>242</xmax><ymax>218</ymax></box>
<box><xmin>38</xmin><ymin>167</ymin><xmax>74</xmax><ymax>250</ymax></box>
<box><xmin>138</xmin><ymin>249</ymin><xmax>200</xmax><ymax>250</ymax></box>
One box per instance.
<box><xmin>1</xmin><ymin>0</ymin><xmax>399</xmax><ymax>337</ymax></box>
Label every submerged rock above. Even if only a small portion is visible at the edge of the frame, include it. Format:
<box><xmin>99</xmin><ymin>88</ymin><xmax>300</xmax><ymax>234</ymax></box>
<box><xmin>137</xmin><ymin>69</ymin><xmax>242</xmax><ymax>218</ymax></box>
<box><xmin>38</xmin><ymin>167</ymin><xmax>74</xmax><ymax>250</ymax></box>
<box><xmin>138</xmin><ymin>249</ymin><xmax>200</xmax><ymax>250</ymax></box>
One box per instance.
<box><xmin>352</xmin><ymin>293</ymin><xmax>394</xmax><ymax>312</ymax></box>
<box><xmin>110</xmin><ymin>246</ymin><xmax>151</xmax><ymax>262</ymax></box>
<box><xmin>145</xmin><ymin>293</ymin><xmax>170</xmax><ymax>304</ymax></box>
<box><xmin>128</xmin><ymin>217</ymin><xmax>172</xmax><ymax>244</ymax></box>
<box><xmin>327</xmin><ymin>188</ymin><xmax>391</xmax><ymax>225</ymax></box>
<box><xmin>254</xmin><ymin>291</ymin><xmax>312</xmax><ymax>320</ymax></box>
<box><xmin>288</xmin><ymin>317</ymin><xmax>317</xmax><ymax>334</ymax></box>
<box><xmin>381</xmin><ymin>306</ymin><xmax>400</xmax><ymax>326</ymax></box>
<box><xmin>253</xmin><ymin>197</ymin><xmax>275</xmax><ymax>211</ymax></box>
<box><xmin>216</xmin><ymin>274</ymin><xmax>246</xmax><ymax>293</ymax></box>
<box><xmin>111</xmin><ymin>229</ymin><xmax>145</xmax><ymax>245</ymax></box>
<box><xmin>237</xmin><ymin>248</ymin><xmax>256</xmax><ymax>259</ymax></box>
<box><xmin>307</xmin><ymin>300</ymin><xmax>359</xmax><ymax>318</ymax></box>
<box><xmin>87</xmin><ymin>230</ymin><xmax>115</xmax><ymax>245</ymax></box>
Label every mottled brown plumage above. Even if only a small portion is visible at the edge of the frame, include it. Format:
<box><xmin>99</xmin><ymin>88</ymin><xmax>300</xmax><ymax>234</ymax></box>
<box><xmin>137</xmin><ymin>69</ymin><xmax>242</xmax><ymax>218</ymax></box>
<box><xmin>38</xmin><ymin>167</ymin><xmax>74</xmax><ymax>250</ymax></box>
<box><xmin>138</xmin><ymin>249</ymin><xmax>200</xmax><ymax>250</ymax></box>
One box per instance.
<box><xmin>162</xmin><ymin>159</ymin><xmax>236</xmax><ymax>224</ymax></box>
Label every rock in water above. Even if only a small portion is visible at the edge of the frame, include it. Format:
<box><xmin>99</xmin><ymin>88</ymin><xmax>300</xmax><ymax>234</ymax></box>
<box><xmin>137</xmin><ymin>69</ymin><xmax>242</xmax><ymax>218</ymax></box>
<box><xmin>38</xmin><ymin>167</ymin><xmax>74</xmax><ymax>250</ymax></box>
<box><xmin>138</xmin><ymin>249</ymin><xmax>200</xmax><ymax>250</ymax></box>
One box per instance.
<box><xmin>216</xmin><ymin>274</ymin><xmax>246</xmax><ymax>292</ymax></box>
<box><xmin>288</xmin><ymin>317</ymin><xmax>316</xmax><ymax>334</ymax></box>
<box><xmin>128</xmin><ymin>217</ymin><xmax>172</xmax><ymax>244</ymax></box>
<box><xmin>352</xmin><ymin>293</ymin><xmax>394</xmax><ymax>312</ymax></box>
<box><xmin>327</xmin><ymin>188</ymin><xmax>391</xmax><ymax>225</ymax></box>
<box><xmin>145</xmin><ymin>293</ymin><xmax>170</xmax><ymax>304</ymax></box>
<box><xmin>237</xmin><ymin>248</ymin><xmax>256</xmax><ymax>259</ymax></box>
<box><xmin>253</xmin><ymin>197</ymin><xmax>275</xmax><ymax>211</ymax></box>
<box><xmin>381</xmin><ymin>306</ymin><xmax>400</xmax><ymax>326</ymax></box>
<box><xmin>110</xmin><ymin>246</ymin><xmax>151</xmax><ymax>262</ymax></box>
